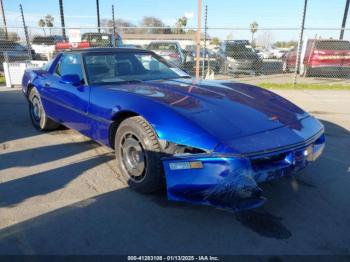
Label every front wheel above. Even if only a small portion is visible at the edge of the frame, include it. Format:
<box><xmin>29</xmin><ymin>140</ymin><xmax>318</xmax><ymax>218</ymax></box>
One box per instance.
<box><xmin>114</xmin><ymin>116</ymin><xmax>164</xmax><ymax>193</ymax></box>
<box><xmin>28</xmin><ymin>88</ymin><xmax>60</xmax><ymax>131</ymax></box>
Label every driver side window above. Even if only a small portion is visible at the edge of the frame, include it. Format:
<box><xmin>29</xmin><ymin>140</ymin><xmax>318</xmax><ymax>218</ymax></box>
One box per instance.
<box><xmin>55</xmin><ymin>53</ymin><xmax>84</xmax><ymax>83</ymax></box>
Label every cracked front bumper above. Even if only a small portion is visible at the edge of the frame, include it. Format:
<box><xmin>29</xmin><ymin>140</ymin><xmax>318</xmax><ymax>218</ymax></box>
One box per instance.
<box><xmin>162</xmin><ymin>134</ymin><xmax>325</xmax><ymax>211</ymax></box>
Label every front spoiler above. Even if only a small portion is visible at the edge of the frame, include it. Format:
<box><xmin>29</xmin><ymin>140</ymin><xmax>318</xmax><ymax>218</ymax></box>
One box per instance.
<box><xmin>162</xmin><ymin>134</ymin><xmax>325</xmax><ymax>211</ymax></box>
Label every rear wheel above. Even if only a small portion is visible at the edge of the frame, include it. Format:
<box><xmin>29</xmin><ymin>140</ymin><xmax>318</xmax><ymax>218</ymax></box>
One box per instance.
<box><xmin>114</xmin><ymin>116</ymin><xmax>164</xmax><ymax>193</ymax></box>
<box><xmin>28</xmin><ymin>88</ymin><xmax>60</xmax><ymax>131</ymax></box>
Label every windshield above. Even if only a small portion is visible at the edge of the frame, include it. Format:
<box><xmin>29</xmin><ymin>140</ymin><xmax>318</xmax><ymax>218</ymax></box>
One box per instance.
<box><xmin>226</xmin><ymin>44</ymin><xmax>256</xmax><ymax>57</ymax></box>
<box><xmin>82</xmin><ymin>34</ymin><xmax>112</xmax><ymax>44</ymax></box>
<box><xmin>148</xmin><ymin>43</ymin><xmax>178</xmax><ymax>51</ymax></box>
<box><xmin>84</xmin><ymin>52</ymin><xmax>189</xmax><ymax>85</ymax></box>
<box><xmin>32</xmin><ymin>36</ymin><xmax>62</xmax><ymax>45</ymax></box>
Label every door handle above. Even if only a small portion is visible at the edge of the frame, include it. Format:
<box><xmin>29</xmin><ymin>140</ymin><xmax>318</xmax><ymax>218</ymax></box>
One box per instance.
<box><xmin>44</xmin><ymin>82</ymin><xmax>51</xmax><ymax>87</ymax></box>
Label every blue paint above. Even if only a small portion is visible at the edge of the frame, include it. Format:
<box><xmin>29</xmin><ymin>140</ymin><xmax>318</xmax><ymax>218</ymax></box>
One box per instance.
<box><xmin>22</xmin><ymin>48</ymin><xmax>325</xmax><ymax>211</ymax></box>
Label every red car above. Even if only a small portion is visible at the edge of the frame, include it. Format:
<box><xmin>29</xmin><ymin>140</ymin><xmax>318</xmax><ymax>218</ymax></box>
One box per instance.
<box><xmin>282</xmin><ymin>39</ymin><xmax>350</xmax><ymax>77</ymax></box>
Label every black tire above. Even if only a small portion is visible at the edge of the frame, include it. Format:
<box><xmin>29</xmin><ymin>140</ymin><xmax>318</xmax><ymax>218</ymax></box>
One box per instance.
<box><xmin>28</xmin><ymin>87</ymin><xmax>60</xmax><ymax>131</ymax></box>
<box><xmin>114</xmin><ymin>116</ymin><xmax>164</xmax><ymax>193</ymax></box>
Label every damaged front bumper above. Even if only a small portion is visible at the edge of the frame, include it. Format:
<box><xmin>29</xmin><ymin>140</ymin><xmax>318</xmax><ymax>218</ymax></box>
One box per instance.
<box><xmin>162</xmin><ymin>133</ymin><xmax>325</xmax><ymax>211</ymax></box>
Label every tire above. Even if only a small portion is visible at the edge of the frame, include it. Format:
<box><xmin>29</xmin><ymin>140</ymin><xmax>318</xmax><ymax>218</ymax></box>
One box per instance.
<box><xmin>114</xmin><ymin>116</ymin><xmax>164</xmax><ymax>193</ymax></box>
<box><xmin>28</xmin><ymin>87</ymin><xmax>60</xmax><ymax>131</ymax></box>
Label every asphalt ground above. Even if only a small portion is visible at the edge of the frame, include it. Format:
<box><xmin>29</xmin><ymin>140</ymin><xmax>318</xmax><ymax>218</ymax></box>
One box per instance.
<box><xmin>0</xmin><ymin>87</ymin><xmax>349</xmax><ymax>255</ymax></box>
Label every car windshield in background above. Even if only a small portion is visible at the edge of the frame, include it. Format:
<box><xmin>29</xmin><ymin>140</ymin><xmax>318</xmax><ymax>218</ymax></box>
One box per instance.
<box><xmin>84</xmin><ymin>52</ymin><xmax>189</xmax><ymax>85</ymax></box>
<box><xmin>82</xmin><ymin>34</ymin><xmax>112</xmax><ymax>44</ymax></box>
<box><xmin>32</xmin><ymin>36</ymin><xmax>63</xmax><ymax>45</ymax></box>
<box><xmin>148</xmin><ymin>43</ymin><xmax>178</xmax><ymax>51</ymax></box>
<box><xmin>226</xmin><ymin>44</ymin><xmax>256</xmax><ymax>57</ymax></box>
<box><xmin>315</xmin><ymin>40</ymin><xmax>350</xmax><ymax>50</ymax></box>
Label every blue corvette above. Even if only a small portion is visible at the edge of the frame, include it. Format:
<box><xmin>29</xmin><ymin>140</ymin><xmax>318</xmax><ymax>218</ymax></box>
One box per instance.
<box><xmin>22</xmin><ymin>48</ymin><xmax>325</xmax><ymax>210</ymax></box>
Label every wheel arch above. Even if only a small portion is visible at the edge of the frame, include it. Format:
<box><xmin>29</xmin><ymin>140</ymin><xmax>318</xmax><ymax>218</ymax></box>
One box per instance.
<box><xmin>108</xmin><ymin>110</ymin><xmax>140</xmax><ymax>149</ymax></box>
<box><xmin>26</xmin><ymin>83</ymin><xmax>35</xmax><ymax>99</ymax></box>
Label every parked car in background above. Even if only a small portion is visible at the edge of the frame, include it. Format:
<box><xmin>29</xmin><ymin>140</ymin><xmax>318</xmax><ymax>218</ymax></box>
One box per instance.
<box><xmin>270</xmin><ymin>48</ymin><xmax>288</xmax><ymax>59</ymax></box>
<box><xmin>147</xmin><ymin>41</ymin><xmax>192</xmax><ymax>68</ymax></box>
<box><xmin>81</xmin><ymin>32</ymin><xmax>123</xmax><ymax>47</ymax></box>
<box><xmin>217</xmin><ymin>40</ymin><xmax>263</xmax><ymax>75</ymax></box>
<box><xmin>184</xmin><ymin>45</ymin><xmax>220</xmax><ymax>74</ymax></box>
<box><xmin>255</xmin><ymin>48</ymin><xmax>274</xmax><ymax>60</ymax></box>
<box><xmin>0</xmin><ymin>40</ymin><xmax>36</xmax><ymax>71</ymax></box>
<box><xmin>120</xmin><ymin>44</ymin><xmax>143</xmax><ymax>49</ymax></box>
<box><xmin>282</xmin><ymin>39</ymin><xmax>350</xmax><ymax>77</ymax></box>
<box><xmin>31</xmin><ymin>35</ymin><xmax>65</xmax><ymax>60</ymax></box>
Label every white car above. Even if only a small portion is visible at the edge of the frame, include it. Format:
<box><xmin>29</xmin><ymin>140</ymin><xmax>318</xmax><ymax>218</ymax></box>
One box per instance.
<box><xmin>270</xmin><ymin>49</ymin><xmax>288</xmax><ymax>59</ymax></box>
<box><xmin>31</xmin><ymin>35</ymin><xmax>65</xmax><ymax>60</ymax></box>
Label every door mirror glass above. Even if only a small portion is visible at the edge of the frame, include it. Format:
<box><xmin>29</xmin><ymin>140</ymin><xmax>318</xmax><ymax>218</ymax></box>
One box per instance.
<box><xmin>60</xmin><ymin>74</ymin><xmax>81</xmax><ymax>86</ymax></box>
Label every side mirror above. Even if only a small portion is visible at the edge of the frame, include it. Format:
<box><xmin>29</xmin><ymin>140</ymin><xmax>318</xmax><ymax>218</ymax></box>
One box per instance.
<box><xmin>60</xmin><ymin>74</ymin><xmax>81</xmax><ymax>86</ymax></box>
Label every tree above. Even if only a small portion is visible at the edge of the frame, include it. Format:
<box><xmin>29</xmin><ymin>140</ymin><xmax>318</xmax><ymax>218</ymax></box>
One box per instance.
<box><xmin>175</xmin><ymin>16</ymin><xmax>187</xmax><ymax>34</ymax></box>
<box><xmin>256</xmin><ymin>31</ymin><xmax>274</xmax><ymax>49</ymax></box>
<box><xmin>38</xmin><ymin>19</ymin><xmax>46</xmax><ymax>35</ymax></box>
<box><xmin>140</xmin><ymin>16</ymin><xmax>165</xmax><ymax>34</ymax></box>
<box><xmin>44</xmin><ymin>15</ymin><xmax>54</xmax><ymax>35</ymax></box>
<box><xmin>210</xmin><ymin>37</ymin><xmax>221</xmax><ymax>46</ymax></box>
<box><xmin>101</xmin><ymin>18</ymin><xmax>136</xmax><ymax>34</ymax></box>
<box><xmin>250</xmin><ymin>21</ymin><xmax>258</xmax><ymax>44</ymax></box>
<box><xmin>273</xmin><ymin>40</ymin><xmax>298</xmax><ymax>48</ymax></box>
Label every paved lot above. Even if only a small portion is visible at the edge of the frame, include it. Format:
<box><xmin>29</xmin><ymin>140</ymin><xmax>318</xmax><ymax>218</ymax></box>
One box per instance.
<box><xmin>0</xmin><ymin>87</ymin><xmax>349</xmax><ymax>255</ymax></box>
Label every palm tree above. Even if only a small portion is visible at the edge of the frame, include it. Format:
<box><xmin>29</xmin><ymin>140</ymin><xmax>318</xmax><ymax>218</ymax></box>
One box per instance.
<box><xmin>45</xmin><ymin>15</ymin><xmax>54</xmax><ymax>35</ymax></box>
<box><xmin>38</xmin><ymin>19</ymin><xmax>46</xmax><ymax>35</ymax></box>
<box><xmin>250</xmin><ymin>21</ymin><xmax>258</xmax><ymax>44</ymax></box>
<box><xmin>176</xmin><ymin>16</ymin><xmax>187</xmax><ymax>34</ymax></box>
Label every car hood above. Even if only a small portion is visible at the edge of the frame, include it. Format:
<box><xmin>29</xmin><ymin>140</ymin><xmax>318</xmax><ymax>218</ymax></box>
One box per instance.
<box><xmin>105</xmin><ymin>79</ymin><xmax>308</xmax><ymax>148</ymax></box>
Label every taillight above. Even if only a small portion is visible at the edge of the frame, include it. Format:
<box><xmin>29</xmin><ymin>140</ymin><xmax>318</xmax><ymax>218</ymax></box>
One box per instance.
<box><xmin>55</xmin><ymin>42</ymin><xmax>90</xmax><ymax>50</ymax></box>
<box><xmin>55</xmin><ymin>42</ymin><xmax>71</xmax><ymax>50</ymax></box>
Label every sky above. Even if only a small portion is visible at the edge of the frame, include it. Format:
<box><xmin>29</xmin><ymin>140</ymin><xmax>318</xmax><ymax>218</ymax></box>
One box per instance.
<box><xmin>2</xmin><ymin>0</ymin><xmax>350</xmax><ymax>42</ymax></box>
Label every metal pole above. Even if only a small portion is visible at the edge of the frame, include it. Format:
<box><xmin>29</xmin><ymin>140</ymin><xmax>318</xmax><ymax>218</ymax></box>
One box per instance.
<box><xmin>195</xmin><ymin>0</ymin><xmax>202</xmax><ymax>79</ymax></box>
<box><xmin>112</xmin><ymin>4</ymin><xmax>116</xmax><ymax>47</ymax></box>
<box><xmin>340</xmin><ymin>0</ymin><xmax>350</xmax><ymax>39</ymax></box>
<box><xmin>0</xmin><ymin>0</ymin><xmax>8</xmax><ymax>39</ymax></box>
<box><xmin>20</xmin><ymin>4</ymin><xmax>32</xmax><ymax>60</ymax></box>
<box><xmin>96</xmin><ymin>0</ymin><xmax>101</xmax><ymax>33</ymax></box>
<box><xmin>202</xmin><ymin>5</ymin><xmax>208</xmax><ymax>78</ymax></box>
<box><xmin>59</xmin><ymin>0</ymin><xmax>66</xmax><ymax>39</ymax></box>
<box><xmin>293</xmin><ymin>0</ymin><xmax>307</xmax><ymax>87</ymax></box>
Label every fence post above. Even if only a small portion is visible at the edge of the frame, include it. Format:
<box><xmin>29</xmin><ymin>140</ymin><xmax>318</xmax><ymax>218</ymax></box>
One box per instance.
<box><xmin>340</xmin><ymin>0</ymin><xmax>350</xmax><ymax>40</ymax></box>
<box><xmin>20</xmin><ymin>4</ymin><xmax>32</xmax><ymax>60</ymax></box>
<box><xmin>112</xmin><ymin>5</ymin><xmax>116</xmax><ymax>47</ymax></box>
<box><xmin>293</xmin><ymin>0</ymin><xmax>308</xmax><ymax>87</ymax></box>
<box><xmin>202</xmin><ymin>5</ymin><xmax>208</xmax><ymax>78</ymax></box>
<box><xmin>0</xmin><ymin>0</ymin><xmax>8</xmax><ymax>40</ymax></box>
<box><xmin>59</xmin><ymin>0</ymin><xmax>66</xmax><ymax>39</ymax></box>
<box><xmin>96</xmin><ymin>0</ymin><xmax>101</xmax><ymax>33</ymax></box>
<box><xmin>195</xmin><ymin>0</ymin><xmax>202</xmax><ymax>79</ymax></box>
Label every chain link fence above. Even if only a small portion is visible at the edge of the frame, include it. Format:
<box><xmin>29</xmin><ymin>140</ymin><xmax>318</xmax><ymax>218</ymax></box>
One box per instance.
<box><xmin>1</xmin><ymin>25</ymin><xmax>350</xmax><ymax>87</ymax></box>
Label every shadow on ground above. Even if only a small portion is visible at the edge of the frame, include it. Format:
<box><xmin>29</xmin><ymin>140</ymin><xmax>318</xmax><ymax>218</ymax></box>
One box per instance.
<box><xmin>0</xmin><ymin>118</ymin><xmax>349</xmax><ymax>255</ymax></box>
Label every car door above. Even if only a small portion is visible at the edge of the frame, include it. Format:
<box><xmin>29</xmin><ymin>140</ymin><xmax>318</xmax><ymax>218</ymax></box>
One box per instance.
<box><xmin>40</xmin><ymin>53</ymin><xmax>91</xmax><ymax>135</ymax></box>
